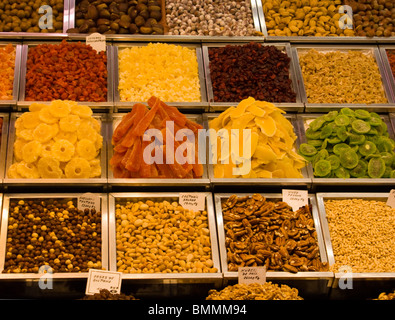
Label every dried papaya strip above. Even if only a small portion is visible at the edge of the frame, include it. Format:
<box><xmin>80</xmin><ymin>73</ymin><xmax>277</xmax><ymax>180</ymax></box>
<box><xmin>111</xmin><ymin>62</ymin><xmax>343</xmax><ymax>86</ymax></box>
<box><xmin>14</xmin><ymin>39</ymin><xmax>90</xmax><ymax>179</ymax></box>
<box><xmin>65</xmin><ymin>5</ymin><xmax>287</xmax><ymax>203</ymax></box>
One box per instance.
<box><xmin>112</xmin><ymin>104</ymin><xmax>144</xmax><ymax>144</ymax></box>
<box><xmin>131</xmin><ymin>98</ymin><xmax>160</xmax><ymax>137</ymax></box>
<box><xmin>110</xmin><ymin>151</ymin><xmax>126</xmax><ymax>168</ymax></box>
<box><xmin>148</xmin><ymin>96</ymin><xmax>187</xmax><ymax>127</ymax></box>
<box><xmin>138</xmin><ymin>140</ymin><xmax>152</xmax><ymax>178</ymax></box>
<box><xmin>125</xmin><ymin>138</ymin><xmax>142</xmax><ymax>172</ymax></box>
<box><xmin>156</xmin><ymin>163</ymin><xmax>175</xmax><ymax>178</ymax></box>
<box><xmin>192</xmin><ymin>163</ymin><xmax>204</xmax><ymax>178</ymax></box>
<box><xmin>121</xmin><ymin>147</ymin><xmax>134</xmax><ymax>169</ymax></box>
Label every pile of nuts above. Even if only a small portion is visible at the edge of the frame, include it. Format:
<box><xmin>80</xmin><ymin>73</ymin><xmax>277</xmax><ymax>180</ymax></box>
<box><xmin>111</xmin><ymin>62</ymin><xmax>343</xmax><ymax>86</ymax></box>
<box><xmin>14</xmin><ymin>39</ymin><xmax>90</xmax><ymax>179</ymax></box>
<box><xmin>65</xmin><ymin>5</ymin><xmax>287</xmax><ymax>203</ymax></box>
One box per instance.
<box><xmin>374</xmin><ymin>290</ymin><xmax>395</xmax><ymax>300</ymax></box>
<box><xmin>206</xmin><ymin>282</ymin><xmax>303</xmax><ymax>300</ymax></box>
<box><xmin>115</xmin><ymin>199</ymin><xmax>218</xmax><ymax>274</ymax></box>
<box><xmin>221</xmin><ymin>194</ymin><xmax>328</xmax><ymax>273</ymax></box>
<box><xmin>81</xmin><ymin>289</ymin><xmax>138</xmax><ymax>300</ymax></box>
<box><xmin>165</xmin><ymin>0</ymin><xmax>258</xmax><ymax>36</ymax></box>
<box><xmin>3</xmin><ymin>198</ymin><xmax>102</xmax><ymax>273</ymax></box>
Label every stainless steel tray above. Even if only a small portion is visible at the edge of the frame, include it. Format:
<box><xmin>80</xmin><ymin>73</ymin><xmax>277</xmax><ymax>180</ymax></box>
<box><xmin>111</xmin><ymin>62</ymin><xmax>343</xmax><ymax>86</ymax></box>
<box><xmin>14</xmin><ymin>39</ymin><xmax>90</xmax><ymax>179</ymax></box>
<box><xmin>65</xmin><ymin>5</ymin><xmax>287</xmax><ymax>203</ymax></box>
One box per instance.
<box><xmin>4</xmin><ymin>112</ymin><xmax>108</xmax><ymax>188</ymax></box>
<box><xmin>108</xmin><ymin>192</ymin><xmax>222</xmax><ymax>285</ymax></box>
<box><xmin>107</xmin><ymin>113</ymin><xmax>210</xmax><ymax>188</ymax></box>
<box><xmin>214</xmin><ymin>193</ymin><xmax>333</xmax><ymax>289</ymax></box>
<box><xmin>390</xmin><ymin>113</ymin><xmax>395</xmax><ymax>134</ymax></box>
<box><xmin>0</xmin><ymin>113</ymin><xmax>9</xmax><ymax>183</ymax></box>
<box><xmin>316</xmin><ymin>192</ymin><xmax>395</xmax><ymax>286</ymax></box>
<box><xmin>297</xmin><ymin>113</ymin><xmax>395</xmax><ymax>189</ymax></box>
<box><xmin>379</xmin><ymin>46</ymin><xmax>395</xmax><ymax>104</ymax></box>
<box><xmin>291</xmin><ymin>44</ymin><xmax>395</xmax><ymax>112</ymax></box>
<box><xmin>112</xmin><ymin>43</ymin><xmax>209</xmax><ymax>112</ymax></box>
<box><xmin>17</xmin><ymin>41</ymin><xmax>114</xmax><ymax>111</ymax></box>
<box><xmin>0</xmin><ymin>193</ymin><xmax>109</xmax><ymax>279</ymax></box>
<box><xmin>202</xmin><ymin>42</ymin><xmax>304</xmax><ymax>113</ymax></box>
<box><xmin>0</xmin><ymin>42</ymin><xmax>22</xmax><ymax>108</ymax></box>
<box><xmin>204</xmin><ymin>113</ymin><xmax>312</xmax><ymax>189</ymax></box>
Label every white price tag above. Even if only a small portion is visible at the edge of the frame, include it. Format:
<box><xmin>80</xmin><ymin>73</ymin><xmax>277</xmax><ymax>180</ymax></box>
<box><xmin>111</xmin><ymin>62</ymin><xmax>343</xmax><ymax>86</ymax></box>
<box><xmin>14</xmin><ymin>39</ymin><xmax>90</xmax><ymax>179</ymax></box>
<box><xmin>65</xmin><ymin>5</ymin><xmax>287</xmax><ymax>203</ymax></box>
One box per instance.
<box><xmin>86</xmin><ymin>32</ymin><xmax>106</xmax><ymax>53</ymax></box>
<box><xmin>386</xmin><ymin>189</ymin><xmax>395</xmax><ymax>208</ymax></box>
<box><xmin>179</xmin><ymin>193</ymin><xmax>206</xmax><ymax>211</ymax></box>
<box><xmin>86</xmin><ymin>269</ymin><xmax>122</xmax><ymax>295</ymax></box>
<box><xmin>78</xmin><ymin>193</ymin><xmax>101</xmax><ymax>212</ymax></box>
<box><xmin>238</xmin><ymin>266</ymin><xmax>266</xmax><ymax>285</ymax></box>
<box><xmin>282</xmin><ymin>189</ymin><xmax>308</xmax><ymax>212</ymax></box>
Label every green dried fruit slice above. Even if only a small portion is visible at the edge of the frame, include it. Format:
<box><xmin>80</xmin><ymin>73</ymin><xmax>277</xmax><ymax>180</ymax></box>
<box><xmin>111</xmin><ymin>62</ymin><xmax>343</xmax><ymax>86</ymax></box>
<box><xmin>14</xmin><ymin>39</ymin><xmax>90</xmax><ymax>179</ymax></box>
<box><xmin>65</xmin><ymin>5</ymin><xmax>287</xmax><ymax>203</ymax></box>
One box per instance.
<box><xmin>380</xmin><ymin>152</ymin><xmax>394</xmax><ymax>166</ymax></box>
<box><xmin>366</xmin><ymin>127</ymin><xmax>378</xmax><ymax>135</ymax></box>
<box><xmin>327</xmin><ymin>154</ymin><xmax>340</xmax><ymax>170</ymax></box>
<box><xmin>391</xmin><ymin>170</ymin><xmax>395</xmax><ymax>178</ymax></box>
<box><xmin>383</xmin><ymin>166</ymin><xmax>392</xmax><ymax>178</ymax></box>
<box><xmin>358</xmin><ymin>141</ymin><xmax>377</xmax><ymax>157</ymax></box>
<box><xmin>339</xmin><ymin>149</ymin><xmax>359</xmax><ymax>169</ymax></box>
<box><xmin>348</xmin><ymin>132</ymin><xmax>366</xmax><ymax>145</ymax></box>
<box><xmin>336</xmin><ymin>126</ymin><xmax>348</xmax><ymax>142</ymax></box>
<box><xmin>309</xmin><ymin>117</ymin><xmax>326</xmax><ymax>132</ymax></box>
<box><xmin>314</xmin><ymin>159</ymin><xmax>332</xmax><ymax>177</ymax></box>
<box><xmin>340</xmin><ymin>108</ymin><xmax>355</xmax><ymax>117</ymax></box>
<box><xmin>334</xmin><ymin>115</ymin><xmax>350</xmax><ymax>126</ymax></box>
<box><xmin>319</xmin><ymin>125</ymin><xmax>333</xmax><ymax>139</ymax></box>
<box><xmin>307</xmin><ymin>139</ymin><xmax>323</xmax><ymax>147</ymax></box>
<box><xmin>323</xmin><ymin>110</ymin><xmax>338</xmax><ymax>122</ymax></box>
<box><xmin>367</xmin><ymin>157</ymin><xmax>386</xmax><ymax>178</ymax></box>
<box><xmin>350</xmin><ymin>160</ymin><xmax>368</xmax><ymax>178</ymax></box>
<box><xmin>377</xmin><ymin>137</ymin><xmax>395</xmax><ymax>153</ymax></box>
<box><xmin>333</xmin><ymin>143</ymin><xmax>351</xmax><ymax>155</ymax></box>
<box><xmin>327</xmin><ymin>136</ymin><xmax>341</xmax><ymax>144</ymax></box>
<box><xmin>305</xmin><ymin>127</ymin><xmax>322</xmax><ymax>139</ymax></box>
<box><xmin>334</xmin><ymin>166</ymin><xmax>350</xmax><ymax>179</ymax></box>
<box><xmin>354</xmin><ymin>109</ymin><xmax>371</xmax><ymax>120</ymax></box>
<box><xmin>299</xmin><ymin>143</ymin><xmax>317</xmax><ymax>156</ymax></box>
<box><xmin>368</xmin><ymin>116</ymin><xmax>383</xmax><ymax>127</ymax></box>
<box><xmin>351</xmin><ymin>119</ymin><xmax>371</xmax><ymax>134</ymax></box>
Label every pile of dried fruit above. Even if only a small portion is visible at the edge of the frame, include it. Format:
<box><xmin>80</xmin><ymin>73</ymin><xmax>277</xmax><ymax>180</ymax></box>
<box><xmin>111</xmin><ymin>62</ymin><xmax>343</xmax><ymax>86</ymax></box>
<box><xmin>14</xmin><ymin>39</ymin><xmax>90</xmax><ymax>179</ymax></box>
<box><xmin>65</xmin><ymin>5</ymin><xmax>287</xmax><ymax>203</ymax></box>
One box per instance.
<box><xmin>208</xmin><ymin>43</ymin><xmax>296</xmax><ymax>103</ymax></box>
<box><xmin>81</xmin><ymin>289</ymin><xmax>138</xmax><ymax>300</ymax></box>
<box><xmin>25</xmin><ymin>40</ymin><xmax>108</xmax><ymax>102</ymax></box>
<box><xmin>110</xmin><ymin>96</ymin><xmax>204</xmax><ymax>179</ymax></box>
<box><xmin>387</xmin><ymin>50</ymin><xmax>395</xmax><ymax>79</ymax></box>
<box><xmin>209</xmin><ymin>97</ymin><xmax>306</xmax><ymax>179</ymax></box>
<box><xmin>0</xmin><ymin>44</ymin><xmax>16</xmax><ymax>100</ymax></box>
<box><xmin>299</xmin><ymin>108</ymin><xmax>395</xmax><ymax>178</ymax></box>
<box><xmin>8</xmin><ymin>100</ymin><xmax>103</xmax><ymax>179</ymax></box>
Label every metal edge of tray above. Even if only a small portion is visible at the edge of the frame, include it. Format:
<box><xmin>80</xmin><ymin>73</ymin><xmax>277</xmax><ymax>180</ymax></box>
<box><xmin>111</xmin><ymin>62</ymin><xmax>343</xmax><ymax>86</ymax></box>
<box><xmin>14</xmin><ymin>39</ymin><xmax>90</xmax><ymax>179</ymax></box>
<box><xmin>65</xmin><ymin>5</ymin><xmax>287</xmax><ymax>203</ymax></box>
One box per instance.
<box><xmin>390</xmin><ymin>113</ymin><xmax>395</xmax><ymax>134</ymax></box>
<box><xmin>0</xmin><ymin>0</ymin><xmax>70</xmax><ymax>38</ymax></box>
<box><xmin>112</xmin><ymin>42</ymin><xmax>209</xmax><ymax>112</ymax></box>
<box><xmin>315</xmin><ymin>192</ymin><xmax>395</xmax><ymax>283</ymax></box>
<box><xmin>0</xmin><ymin>192</ymin><xmax>109</xmax><ymax>280</ymax></box>
<box><xmin>213</xmin><ymin>192</ymin><xmax>333</xmax><ymax>282</ymax></box>
<box><xmin>107</xmin><ymin>192</ymin><xmax>222</xmax><ymax>284</ymax></box>
<box><xmin>290</xmin><ymin>44</ymin><xmax>395</xmax><ymax>110</ymax></box>
<box><xmin>16</xmin><ymin>41</ymin><xmax>114</xmax><ymax>111</ymax></box>
<box><xmin>203</xmin><ymin>113</ymin><xmax>312</xmax><ymax>188</ymax></box>
<box><xmin>297</xmin><ymin>113</ymin><xmax>395</xmax><ymax>187</ymax></box>
<box><xmin>107</xmin><ymin>113</ymin><xmax>210</xmax><ymax>187</ymax></box>
<box><xmin>0</xmin><ymin>113</ymin><xmax>10</xmax><ymax>183</ymax></box>
<box><xmin>3</xmin><ymin>112</ymin><xmax>108</xmax><ymax>188</ymax></box>
<box><xmin>378</xmin><ymin>46</ymin><xmax>395</xmax><ymax>104</ymax></box>
<box><xmin>201</xmin><ymin>42</ymin><xmax>304</xmax><ymax>113</ymax></box>
<box><xmin>250</xmin><ymin>0</ymin><xmax>262</xmax><ymax>34</ymax></box>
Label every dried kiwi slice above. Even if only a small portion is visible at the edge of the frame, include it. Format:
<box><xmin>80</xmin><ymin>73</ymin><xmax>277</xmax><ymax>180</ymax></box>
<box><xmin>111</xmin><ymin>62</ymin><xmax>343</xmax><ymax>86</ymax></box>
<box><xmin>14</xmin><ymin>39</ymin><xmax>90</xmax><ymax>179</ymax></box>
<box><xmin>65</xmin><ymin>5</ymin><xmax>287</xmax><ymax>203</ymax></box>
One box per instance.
<box><xmin>327</xmin><ymin>136</ymin><xmax>341</xmax><ymax>144</ymax></box>
<box><xmin>305</xmin><ymin>127</ymin><xmax>322</xmax><ymax>140</ymax></box>
<box><xmin>319</xmin><ymin>125</ymin><xmax>333</xmax><ymax>139</ymax></box>
<box><xmin>309</xmin><ymin>117</ymin><xmax>326</xmax><ymax>132</ymax></box>
<box><xmin>368</xmin><ymin>116</ymin><xmax>383</xmax><ymax>127</ymax></box>
<box><xmin>339</xmin><ymin>149</ymin><xmax>359</xmax><ymax>169</ymax></box>
<box><xmin>350</xmin><ymin>160</ymin><xmax>368</xmax><ymax>178</ymax></box>
<box><xmin>354</xmin><ymin>109</ymin><xmax>371</xmax><ymax>120</ymax></box>
<box><xmin>299</xmin><ymin>143</ymin><xmax>318</xmax><ymax>157</ymax></box>
<box><xmin>334</xmin><ymin>166</ymin><xmax>350</xmax><ymax>179</ymax></box>
<box><xmin>348</xmin><ymin>132</ymin><xmax>366</xmax><ymax>145</ymax></box>
<box><xmin>334</xmin><ymin>115</ymin><xmax>350</xmax><ymax>126</ymax></box>
<box><xmin>380</xmin><ymin>152</ymin><xmax>394</xmax><ymax>166</ymax></box>
<box><xmin>314</xmin><ymin>159</ymin><xmax>332</xmax><ymax>177</ymax></box>
<box><xmin>377</xmin><ymin>137</ymin><xmax>395</xmax><ymax>153</ymax></box>
<box><xmin>336</xmin><ymin>126</ymin><xmax>348</xmax><ymax>142</ymax></box>
<box><xmin>340</xmin><ymin>107</ymin><xmax>355</xmax><ymax>117</ymax></box>
<box><xmin>367</xmin><ymin>157</ymin><xmax>386</xmax><ymax>178</ymax></box>
<box><xmin>351</xmin><ymin>119</ymin><xmax>371</xmax><ymax>134</ymax></box>
<box><xmin>327</xmin><ymin>154</ymin><xmax>340</xmax><ymax>170</ymax></box>
<box><xmin>333</xmin><ymin>143</ymin><xmax>351</xmax><ymax>155</ymax></box>
<box><xmin>323</xmin><ymin>110</ymin><xmax>338</xmax><ymax>122</ymax></box>
<box><xmin>391</xmin><ymin>170</ymin><xmax>395</xmax><ymax>178</ymax></box>
<box><xmin>358</xmin><ymin>141</ymin><xmax>377</xmax><ymax>156</ymax></box>
<box><xmin>307</xmin><ymin>139</ymin><xmax>323</xmax><ymax>147</ymax></box>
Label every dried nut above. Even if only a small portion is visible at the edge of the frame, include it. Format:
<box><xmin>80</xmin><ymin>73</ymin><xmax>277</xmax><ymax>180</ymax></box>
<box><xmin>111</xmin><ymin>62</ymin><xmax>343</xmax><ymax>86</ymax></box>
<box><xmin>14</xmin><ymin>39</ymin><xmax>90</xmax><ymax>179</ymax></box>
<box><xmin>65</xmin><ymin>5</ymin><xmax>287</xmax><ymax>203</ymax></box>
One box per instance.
<box><xmin>140</xmin><ymin>26</ymin><xmax>153</xmax><ymax>34</ymax></box>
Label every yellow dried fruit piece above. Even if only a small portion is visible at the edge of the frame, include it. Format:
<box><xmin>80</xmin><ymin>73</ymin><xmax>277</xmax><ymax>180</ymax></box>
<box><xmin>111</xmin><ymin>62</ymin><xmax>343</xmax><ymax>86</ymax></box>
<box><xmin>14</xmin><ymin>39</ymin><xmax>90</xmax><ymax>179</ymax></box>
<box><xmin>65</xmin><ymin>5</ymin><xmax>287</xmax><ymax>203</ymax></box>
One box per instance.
<box><xmin>20</xmin><ymin>112</ymin><xmax>41</xmax><ymax>129</ymax></box>
<box><xmin>64</xmin><ymin>157</ymin><xmax>91</xmax><ymax>179</ymax></box>
<box><xmin>49</xmin><ymin>100</ymin><xmax>71</xmax><ymax>118</ymax></box>
<box><xmin>255</xmin><ymin>116</ymin><xmax>277</xmax><ymax>137</ymax></box>
<box><xmin>71</xmin><ymin>104</ymin><xmax>93</xmax><ymax>118</ymax></box>
<box><xmin>52</xmin><ymin>139</ymin><xmax>75</xmax><ymax>162</ymax></box>
<box><xmin>59</xmin><ymin>115</ymin><xmax>81</xmax><ymax>132</ymax></box>
<box><xmin>77</xmin><ymin>124</ymin><xmax>97</xmax><ymax>142</ymax></box>
<box><xmin>16</xmin><ymin>128</ymin><xmax>34</xmax><ymax>141</ymax></box>
<box><xmin>76</xmin><ymin>139</ymin><xmax>97</xmax><ymax>160</ymax></box>
<box><xmin>13</xmin><ymin>138</ymin><xmax>27</xmax><ymax>161</ymax></box>
<box><xmin>7</xmin><ymin>163</ymin><xmax>22</xmax><ymax>179</ymax></box>
<box><xmin>21</xmin><ymin>140</ymin><xmax>42</xmax><ymax>163</ymax></box>
<box><xmin>94</xmin><ymin>134</ymin><xmax>103</xmax><ymax>150</ymax></box>
<box><xmin>54</xmin><ymin>131</ymin><xmax>78</xmax><ymax>145</ymax></box>
<box><xmin>33</xmin><ymin>123</ymin><xmax>54</xmax><ymax>143</ymax></box>
<box><xmin>16</xmin><ymin>161</ymin><xmax>40</xmax><ymax>179</ymax></box>
<box><xmin>39</xmin><ymin>106</ymin><xmax>58</xmax><ymax>124</ymax></box>
<box><xmin>29</xmin><ymin>103</ymin><xmax>47</xmax><ymax>112</ymax></box>
<box><xmin>37</xmin><ymin>157</ymin><xmax>62</xmax><ymax>179</ymax></box>
<box><xmin>89</xmin><ymin>159</ymin><xmax>102</xmax><ymax>178</ymax></box>
<box><xmin>254</xmin><ymin>145</ymin><xmax>278</xmax><ymax>164</ymax></box>
<box><xmin>41</xmin><ymin>141</ymin><xmax>54</xmax><ymax>158</ymax></box>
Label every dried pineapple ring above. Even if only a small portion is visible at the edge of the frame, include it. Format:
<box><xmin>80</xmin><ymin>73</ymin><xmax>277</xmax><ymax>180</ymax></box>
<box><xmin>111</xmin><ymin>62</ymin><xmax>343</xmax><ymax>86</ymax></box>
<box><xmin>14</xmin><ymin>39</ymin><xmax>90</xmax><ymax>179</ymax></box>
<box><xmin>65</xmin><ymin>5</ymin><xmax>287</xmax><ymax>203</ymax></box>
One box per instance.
<box><xmin>77</xmin><ymin>124</ymin><xmax>97</xmax><ymax>142</ymax></box>
<box><xmin>37</xmin><ymin>157</ymin><xmax>63</xmax><ymax>179</ymax></box>
<box><xmin>64</xmin><ymin>157</ymin><xmax>91</xmax><ymax>179</ymax></box>
<box><xmin>95</xmin><ymin>134</ymin><xmax>103</xmax><ymax>150</ymax></box>
<box><xmin>14</xmin><ymin>117</ymin><xmax>24</xmax><ymax>129</ymax></box>
<box><xmin>20</xmin><ymin>112</ymin><xmax>41</xmax><ymax>129</ymax></box>
<box><xmin>29</xmin><ymin>103</ymin><xmax>47</xmax><ymax>112</ymax></box>
<box><xmin>89</xmin><ymin>118</ymin><xmax>101</xmax><ymax>133</ymax></box>
<box><xmin>33</xmin><ymin>123</ymin><xmax>54</xmax><ymax>143</ymax></box>
<box><xmin>21</xmin><ymin>140</ymin><xmax>42</xmax><ymax>163</ymax></box>
<box><xmin>41</xmin><ymin>141</ymin><xmax>54</xmax><ymax>158</ymax></box>
<box><xmin>16</xmin><ymin>128</ymin><xmax>34</xmax><ymax>141</ymax></box>
<box><xmin>16</xmin><ymin>161</ymin><xmax>40</xmax><ymax>179</ymax></box>
<box><xmin>54</xmin><ymin>130</ymin><xmax>78</xmax><ymax>145</ymax></box>
<box><xmin>13</xmin><ymin>138</ymin><xmax>27</xmax><ymax>161</ymax></box>
<box><xmin>59</xmin><ymin>114</ymin><xmax>81</xmax><ymax>132</ymax></box>
<box><xmin>7</xmin><ymin>163</ymin><xmax>22</xmax><ymax>179</ymax></box>
<box><xmin>49</xmin><ymin>100</ymin><xmax>71</xmax><ymax>118</ymax></box>
<box><xmin>71</xmin><ymin>104</ymin><xmax>93</xmax><ymax>118</ymax></box>
<box><xmin>89</xmin><ymin>159</ymin><xmax>102</xmax><ymax>178</ymax></box>
<box><xmin>39</xmin><ymin>106</ymin><xmax>58</xmax><ymax>124</ymax></box>
<box><xmin>52</xmin><ymin>139</ymin><xmax>75</xmax><ymax>162</ymax></box>
<box><xmin>76</xmin><ymin>139</ymin><xmax>97</xmax><ymax>160</ymax></box>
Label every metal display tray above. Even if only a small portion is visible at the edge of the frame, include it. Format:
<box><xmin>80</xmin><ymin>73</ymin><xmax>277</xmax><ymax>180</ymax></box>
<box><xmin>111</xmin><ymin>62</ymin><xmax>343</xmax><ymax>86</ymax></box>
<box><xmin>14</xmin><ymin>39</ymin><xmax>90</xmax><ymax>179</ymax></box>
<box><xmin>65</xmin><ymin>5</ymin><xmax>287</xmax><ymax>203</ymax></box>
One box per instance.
<box><xmin>291</xmin><ymin>44</ymin><xmax>395</xmax><ymax>112</ymax></box>
<box><xmin>255</xmin><ymin>0</ymin><xmax>395</xmax><ymax>44</ymax></box>
<box><xmin>297</xmin><ymin>113</ymin><xmax>395</xmax><ymax>191</ymax></box>
<box><xmin>112</xmin><ymin>43</ymin><xmax>209</xmax><ymax>112</ymax></box>
<box><xmin>204</xmin><ymin>113</ymin><xmax>312</xmax><ymax>191</ymax></box>
<box><xmin>0</xmin><ymin>193</ymin><xmax>109</xmax><ymax>280</ymax></box>
<box><xmin>316</xmin><ymin>192</ymin><xmax>395</xmax><ymax>295</ymax></box>
<box><xmin>107</xmin><ymin>113</ymin><xmax>210</xmax><ymax>189</ymax></box>
<box><xmin>16</xmin><ymin>41</ymin><xmax>114</xmax><ymax>111</ymax></box>
<box><xmin>378</xmin><ymin>45</ymin><xmax>395</xmax><ymax>104</ymax></box>
<box><xmin>108</xmin><ymin>192</ymin><xmax>222</xmax><ymax>285</ymax></box>
<box><xmin>3</xmin><ymin>112</ymin><xmax>108</xmax><ymax>189</ymax></box>
<box><xmin>0</xmin><ymin>113</ymin><xmax>9</xmax><ymax>184</ymax></box>
<box><xmin>202</xmin><ymin>42</ymin><xmax>304</xmax><ymax>113</ymax></box>
<box><xmin>214</xmin><ymin>193</ymin><xmax>333</xmax><ymax>297</ymax></box>
<box><xmin>0</xmin><ymin>42</ymin><xmax>22</xmax><ymax>108</ymax></box>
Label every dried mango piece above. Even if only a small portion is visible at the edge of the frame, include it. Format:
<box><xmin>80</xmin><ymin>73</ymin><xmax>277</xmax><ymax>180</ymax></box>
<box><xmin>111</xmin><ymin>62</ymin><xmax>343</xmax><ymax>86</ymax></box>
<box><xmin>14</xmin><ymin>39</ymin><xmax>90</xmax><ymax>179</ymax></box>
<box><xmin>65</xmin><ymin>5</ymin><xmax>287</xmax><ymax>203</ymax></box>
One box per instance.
<box><xmin>247</xmin><ymin>104</ymin><xmax>266</xmax><ymax>118</ymax></box>
<box><xmin>255</xmin><ymin>116</ymin><xmax>277</xmax><ymax>137</ymax></box>
<box><xmin>254</xmin><ymin>145</ymin><xmax>277</xmax><ymax>164</ymax></box>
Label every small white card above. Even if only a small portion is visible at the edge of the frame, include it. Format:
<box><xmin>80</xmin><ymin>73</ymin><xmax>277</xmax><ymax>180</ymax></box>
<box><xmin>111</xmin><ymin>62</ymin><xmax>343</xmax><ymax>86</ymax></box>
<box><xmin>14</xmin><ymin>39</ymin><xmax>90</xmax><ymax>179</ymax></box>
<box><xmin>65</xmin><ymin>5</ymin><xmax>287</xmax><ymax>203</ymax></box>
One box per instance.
<box><xmin>85</xmin><ymin>269</ymin><xmax>122</xmax><ymax>295</ymax></box>
<box><xmin>179</xmin><ymin>193</ymin><xmax>206</xmax><ymax>211</ymax></box>
<box><xmin>386</xmin><ymin>189</ymin><xmax>395</xmax><ymax>208</ymax></box>
<box><xmin>86</xmin><ymin>32</ymin><xmax>106</xmax><ymax>53</ymax></box>
<box><xmin>282</xmin><ymin>189</ymin><xmax>308</xmax><ymax>212</ymax></box>
<box><xmin>78</xmin><ymin>193</ymin><xmax>101</xmax><ymax>212</ymax></box>
<box><xmin>238</xmin><ymin>266</ymin><xmax>266</xmax><ymax>285</ymax></box>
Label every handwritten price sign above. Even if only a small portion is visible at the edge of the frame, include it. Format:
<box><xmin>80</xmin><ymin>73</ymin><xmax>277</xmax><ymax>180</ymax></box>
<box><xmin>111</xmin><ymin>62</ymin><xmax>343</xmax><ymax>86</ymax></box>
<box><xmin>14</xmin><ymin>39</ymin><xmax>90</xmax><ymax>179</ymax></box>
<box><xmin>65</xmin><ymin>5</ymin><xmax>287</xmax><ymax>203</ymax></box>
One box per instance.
<box><xmin>179</xmin><ymin>193</ymin><xmax>206</xmax><ymax>211</ymax></box>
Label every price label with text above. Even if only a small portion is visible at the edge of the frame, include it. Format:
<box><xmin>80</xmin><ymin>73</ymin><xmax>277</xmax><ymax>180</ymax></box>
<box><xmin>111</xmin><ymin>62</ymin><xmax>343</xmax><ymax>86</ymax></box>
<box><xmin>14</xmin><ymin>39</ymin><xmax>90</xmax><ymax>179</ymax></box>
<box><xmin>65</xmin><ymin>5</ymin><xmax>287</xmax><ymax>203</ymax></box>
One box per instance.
<box><xmin>78</xmin><ymin>193</ymin><xmax>101</xmax><ymax>212</ymax></box>
<box><xmin>282</xmin><ymin>189</ymin><xmax>308</xmax><ymax>212</ymax></box>
<box><xmin>179</xmin><ymin>193</ymin><xmax>206</xmax><ymax>211</ymax></box>
<box><xmin>86</xmin><ymin>269</ymin><xmax>122</xmax><ymax>295</ymax></box>
<box><xmin>238</xmin><ymin>267</ymin><xmax>266</xmax><ymax>285</ymax></box>
<box><xmin>386</xmin><ymin>189</ymin><xmax>395</xmax><ymax>208</ymax></box>
<box><xmin>86</xmin><ymin>32</ymin><xmax>106</xmax><ymax>53</ymax></box>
